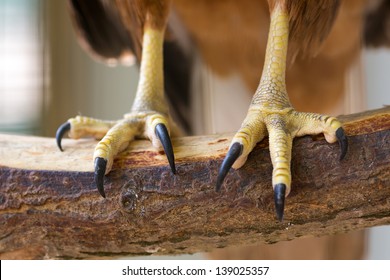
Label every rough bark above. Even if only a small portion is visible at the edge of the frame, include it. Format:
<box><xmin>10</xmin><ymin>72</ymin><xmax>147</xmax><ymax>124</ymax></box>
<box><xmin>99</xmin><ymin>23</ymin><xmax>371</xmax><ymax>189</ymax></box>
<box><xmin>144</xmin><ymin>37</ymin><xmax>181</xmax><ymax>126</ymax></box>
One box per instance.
<box><xmin>0</xmin><ymin>107</ymin><xmax>389</xmax><ymax>259</ymax></box>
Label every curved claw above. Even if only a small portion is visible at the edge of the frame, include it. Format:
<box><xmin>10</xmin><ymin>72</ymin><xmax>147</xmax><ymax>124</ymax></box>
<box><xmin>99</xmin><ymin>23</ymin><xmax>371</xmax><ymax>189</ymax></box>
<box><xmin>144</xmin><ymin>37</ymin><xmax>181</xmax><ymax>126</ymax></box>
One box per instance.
<box><xmin>94</xmin><ymin>157</ymin><xmax>107</xmax><ymax>198</ymax></box>
<box><xmin>155</xmin><ymin>123</ymin><xmax>176</xmax><ymax>174</ymax></box>
<box><xmin>336</xmin><ymin>127</ymin><xmax>348</xmax><ymax>160</ymax></box>
<box><xmin>56</xmin><ymin>122</ymin><xmax>71</xmax><ymax>152</ymax></box>
<box><xmin>216</xmin><ymin>142</ymin><xmax>243</xmax><ymax>192</ymax></box>
<box><xmin>274</xmin><ymin>183</ymin><xmax>286</xmax><ymax>222</ymax></box>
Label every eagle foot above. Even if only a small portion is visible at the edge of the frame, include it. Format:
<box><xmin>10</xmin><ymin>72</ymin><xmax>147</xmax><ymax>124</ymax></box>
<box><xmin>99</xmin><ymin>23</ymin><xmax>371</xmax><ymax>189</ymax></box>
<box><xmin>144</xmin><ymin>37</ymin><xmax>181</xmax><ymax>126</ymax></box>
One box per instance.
<box><xmin>56</xmin><ymin>113</ymin><xmax>175</xmax><ymax>197</ymax></box>
<box><xmin>216</xmin><ymin>108</ymin><xmax>348</xmax><ymax>221</ymax></box>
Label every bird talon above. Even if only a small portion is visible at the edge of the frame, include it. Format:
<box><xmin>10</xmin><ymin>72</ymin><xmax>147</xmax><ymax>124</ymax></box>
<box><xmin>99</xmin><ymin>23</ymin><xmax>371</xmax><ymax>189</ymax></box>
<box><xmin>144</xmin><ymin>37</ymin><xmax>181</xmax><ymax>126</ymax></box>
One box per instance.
<box><xmin>216</xmin><ymin>142</ymin><xmax>243</xmax><ymax>192</ymax></box>
<box><xmin>336</xmin><ymin>127</ymin><xmax>348</xmax><ymax>160</ymax></box>
<box><xmin>56</xmin><ymin>122</ymin><xmax>71</xmax><ymax>152</ymax></box>
<box><xmin>94</xmin><ymin>157</ymin><xmax>107</xmax><ymax>198</ymax></box>
<box><xmin>274</xmin><ymin>183</ymin><xmax>286</xmax><ymax>222</ymax></box>
<box><xmin>155</xmin><ymin>123</ymin><xmax>176</xmax><ymax>174</ymax></box>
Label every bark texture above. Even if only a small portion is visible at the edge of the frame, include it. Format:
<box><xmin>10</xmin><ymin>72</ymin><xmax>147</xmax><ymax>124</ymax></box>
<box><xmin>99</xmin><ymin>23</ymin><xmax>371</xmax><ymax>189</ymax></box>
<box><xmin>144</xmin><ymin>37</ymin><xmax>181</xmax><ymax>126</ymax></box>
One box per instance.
<box><xmin>0</xmin><ymin>107</ymin><xmax>389</xmax><ymax>259</ymax></box>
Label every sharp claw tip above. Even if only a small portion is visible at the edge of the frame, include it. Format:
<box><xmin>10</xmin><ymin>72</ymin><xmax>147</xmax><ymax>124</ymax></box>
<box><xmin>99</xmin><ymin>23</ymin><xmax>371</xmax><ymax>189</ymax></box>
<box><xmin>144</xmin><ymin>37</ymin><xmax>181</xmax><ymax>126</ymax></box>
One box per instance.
<box><xmin>276</xmin><ymin>212</ymin><xmax>284</xmax><ymax>222</ymax></box>
<box><xmin>215</xmin><ymin>180</ymin><xmax>222</xmax><ymax>192</ymax></box>
<box><xmin>56</xmin><ymin>139</ymin><xmax>64</xmax><ymax>152</ymax></box>
<box><xmin>336</xmin><ymin>127</ymin><xmax>348</xmax><ymax>161</ymax></box>
<box><xmin>168</xmin><ymin>157</ymin><xmax>176</xmax><ymax>174</ymax></box>
<box><xmin>96</xmin><ymin>184</ymin><xmax>106</xmax><ymax>198</ymax></box>
<box><xmin>56</xmin><ymin>121</ymin><xmax>71</xmax><ymax>152</ymax></box>
<box><xmin>274</xmin><ymin>183</ymin><xmax>286</xmax><ymax>222</ymax></box>
<box><xmin>155</xmin><ymin>123</ymin><xmax>176</xmax><ymax>175</ymax></box>
<box><xmin>94</xmin><ymin>157</ymin><xmax>107</xmax><ymax>198</ymax></box>
<box><xmin>98</xmin><ymin>188</ymin><xmax>106</xmax><ymax>198</ymax></box>
<box><xmin>215</xmin><ymin>173</ymin><xmax>225</xmax><ymax>192</ymax></box>
<box><xmin>215</xmin><ymin>142</ymin><xmax>243</xmax><ymax>192</ymax></box>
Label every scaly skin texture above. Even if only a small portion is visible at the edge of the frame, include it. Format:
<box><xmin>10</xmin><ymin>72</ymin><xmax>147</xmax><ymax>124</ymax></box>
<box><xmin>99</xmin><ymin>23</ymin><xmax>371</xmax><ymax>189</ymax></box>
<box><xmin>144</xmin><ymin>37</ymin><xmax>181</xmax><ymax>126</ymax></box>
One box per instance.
<box><xmin>131</xmin><ymin>28</ymin><xmax>168</xmax><ymax>115</ymax></box>
<box><xmin>227</xmin><ymin>3</ymin><xmax>343</xmax><ymax>197</ymax></box>
<box><xmin>63</xmin><ymin>27</ymin><xmax>173</xmax><ymax>176</ymax></box>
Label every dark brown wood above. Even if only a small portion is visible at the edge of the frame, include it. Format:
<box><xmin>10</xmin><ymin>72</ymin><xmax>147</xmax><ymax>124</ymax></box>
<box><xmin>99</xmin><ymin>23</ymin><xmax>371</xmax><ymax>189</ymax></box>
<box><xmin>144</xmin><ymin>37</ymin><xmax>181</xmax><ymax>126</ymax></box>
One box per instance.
<box><xmin>0</xmin><ymin>107</ymin><xmax>389</xmax><ymax>259</ymax></box>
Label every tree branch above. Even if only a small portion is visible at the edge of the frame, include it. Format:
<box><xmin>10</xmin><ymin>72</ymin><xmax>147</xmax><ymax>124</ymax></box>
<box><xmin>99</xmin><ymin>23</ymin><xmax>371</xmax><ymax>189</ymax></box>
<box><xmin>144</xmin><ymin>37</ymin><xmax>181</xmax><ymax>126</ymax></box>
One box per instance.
<box><xmin>0</xmin><ymin>107</ymin><xmax>389</xmax><ymax>259</ymax></box>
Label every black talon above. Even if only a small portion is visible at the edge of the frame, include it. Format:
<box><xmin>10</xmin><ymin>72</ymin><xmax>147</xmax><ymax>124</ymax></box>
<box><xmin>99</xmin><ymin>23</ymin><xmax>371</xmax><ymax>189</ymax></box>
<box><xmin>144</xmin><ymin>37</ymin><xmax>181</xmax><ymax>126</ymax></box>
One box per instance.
<box><xmin>336</xmin><ymin>127</ymin><xmax>348</xmax><ymax>160</ymax></box>
<box><xmin>216</xmin><ymin>142</ymin><xmax>243</xmax><ymax>192</ymax></box>
<box><xmin>274</xmin><ymin>183</ymin><xmax>286</xmax><ymax>222</ymax></box>
<box><xmin>155</xmin><ymin>123</ymin><xmax>176</xmax><ymax>174</ymax></box>
<box><xmin>94</xmin><ymin>157</ymin><xmax>107</xmax><ymax>198</ymax></box>
<box><xmin>56</xmin><ymin>122</ymin><xmax>71</xmax><ymax>152</ymax></box>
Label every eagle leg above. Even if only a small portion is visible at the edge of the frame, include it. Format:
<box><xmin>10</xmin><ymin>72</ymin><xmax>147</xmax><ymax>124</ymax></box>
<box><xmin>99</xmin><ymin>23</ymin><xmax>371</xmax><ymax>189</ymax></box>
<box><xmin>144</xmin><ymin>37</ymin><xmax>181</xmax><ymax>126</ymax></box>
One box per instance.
<box><xmin>216</xmin><ymin>2</ymin><xmax>347</xmax><ymax>221</ymax></box>
<box><xmin>56</xmin><ymin>12</ymin><xmax>176</xmax><ymax>198</ymax></box>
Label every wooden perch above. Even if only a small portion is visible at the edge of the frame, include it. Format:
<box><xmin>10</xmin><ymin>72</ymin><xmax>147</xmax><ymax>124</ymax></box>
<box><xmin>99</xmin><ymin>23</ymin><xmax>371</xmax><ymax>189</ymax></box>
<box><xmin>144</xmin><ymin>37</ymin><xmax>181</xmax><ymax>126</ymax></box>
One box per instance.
<box><xmin>0</xmin><ymin>107</ymin><xmax>389</xmax><ymax>259</ymax></box>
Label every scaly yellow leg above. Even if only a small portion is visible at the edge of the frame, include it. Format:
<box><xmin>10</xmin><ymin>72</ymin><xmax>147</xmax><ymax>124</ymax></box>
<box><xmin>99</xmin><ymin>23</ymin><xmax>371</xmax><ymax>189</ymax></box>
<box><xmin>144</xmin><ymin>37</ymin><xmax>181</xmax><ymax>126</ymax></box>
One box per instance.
<box><xmin>216</xmin><ymin>2</ymin><xmax>348</xmax><ymax>221</ymax></box>
<box><xmin>57</xmin><ymin>24</ymin><xmax>176</xmax><ymax>198</ymax></box>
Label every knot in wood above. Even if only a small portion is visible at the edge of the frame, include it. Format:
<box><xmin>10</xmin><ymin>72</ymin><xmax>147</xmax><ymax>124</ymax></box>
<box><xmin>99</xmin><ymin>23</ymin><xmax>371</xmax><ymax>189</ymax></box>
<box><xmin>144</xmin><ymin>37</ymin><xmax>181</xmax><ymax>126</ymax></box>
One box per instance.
<box><xmin>120</xmin><ymin>187</ymin><xmax>138</xmax><ymax>212</ymax></box>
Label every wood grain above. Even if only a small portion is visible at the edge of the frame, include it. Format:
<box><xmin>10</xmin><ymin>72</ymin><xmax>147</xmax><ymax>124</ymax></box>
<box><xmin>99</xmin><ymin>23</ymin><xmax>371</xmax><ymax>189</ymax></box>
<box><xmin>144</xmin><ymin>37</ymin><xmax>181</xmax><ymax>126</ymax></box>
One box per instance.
<box><xmin>0</xmin><ymin>107</ymin><xmax>389</xmax><ymax>259</ymax></box>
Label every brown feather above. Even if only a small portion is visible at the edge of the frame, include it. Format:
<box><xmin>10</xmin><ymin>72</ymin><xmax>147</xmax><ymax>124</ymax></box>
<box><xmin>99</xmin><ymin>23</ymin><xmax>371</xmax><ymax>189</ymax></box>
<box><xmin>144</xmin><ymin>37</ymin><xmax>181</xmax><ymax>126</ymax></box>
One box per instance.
<box><xmin>68</xmin><ymin>0</ymin><xmax>134</xmax><ymax>64</ymax></box>
<box><xmin>266</xmin><ymin>0</ymin><xmax>341</xmax><ymax>57</ymax></box>
<box><xmin>114</xmin><ymin>0</ymin><xmax>172</xmax><ymax>59</ymax></box>
<box><xmin>364</xmin><ymin>0</ymin><xmax>390</xmax><ymax>47</ymax></box>
<box><xmin>286</xmin><ymin>0</ymin><xmax>341</xmax><ymax>58</ymax></box>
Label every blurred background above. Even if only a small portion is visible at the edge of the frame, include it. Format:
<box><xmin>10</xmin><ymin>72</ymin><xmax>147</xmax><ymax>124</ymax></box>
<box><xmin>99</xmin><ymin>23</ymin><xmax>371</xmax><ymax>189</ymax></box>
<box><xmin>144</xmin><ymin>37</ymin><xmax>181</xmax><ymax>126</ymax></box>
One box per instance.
<box><xmin>0</xmin><ymin>0</ymin><xmax>388</xmax><ymax>259</ymax></box>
